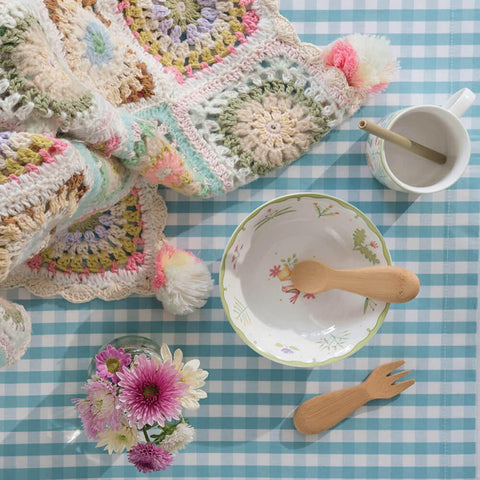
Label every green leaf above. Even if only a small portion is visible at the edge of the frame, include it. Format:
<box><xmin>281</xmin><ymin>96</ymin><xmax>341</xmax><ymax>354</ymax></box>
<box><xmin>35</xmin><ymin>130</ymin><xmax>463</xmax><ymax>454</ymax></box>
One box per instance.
<box><xmin>359</xmin><ymin>245</ymin><xmax>380</xmax><ymax>265</ymax></box>
<box><xmin>363</xmin><ymin>298</ymin><xmax>369</xmax><ymax>314</ymax></box>
<box><xmin>353</xmin><ymin>228</ymin><xmax>366</xmax><ymax>248</ymax></box>
<box><xmin>151</xmin><ymin>433</ymin><xmax>167</xmax><ymax>444</ymax></box>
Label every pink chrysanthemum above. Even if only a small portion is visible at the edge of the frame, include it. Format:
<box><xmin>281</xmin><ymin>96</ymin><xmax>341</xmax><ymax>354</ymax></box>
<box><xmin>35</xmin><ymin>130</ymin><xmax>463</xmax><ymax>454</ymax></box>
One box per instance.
<box><xmin>95</xmin><ymin>345</ymin><xmax>131</xmax><ymax>382</ymax></box>
<box><xmin>117</xmin><ymin>354</ymin><xmax>187</xmax><ymax>429</ymax></box>
<box><xmin>73</xmin><ymin>379</ymin><xmax>122</xmax><ymax>439</ymax></box>
<box><xmin>127</xmin><ymin>443</ymin><xmax>174</xmax><ymax>473</ymax></box>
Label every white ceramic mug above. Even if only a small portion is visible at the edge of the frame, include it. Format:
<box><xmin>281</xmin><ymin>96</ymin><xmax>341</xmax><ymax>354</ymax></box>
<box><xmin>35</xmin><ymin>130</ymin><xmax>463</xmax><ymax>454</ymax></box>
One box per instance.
<box><xmin>365</xmin><ymin>88</ymin><xmax>476</xmax><ymax>194</ymax></box>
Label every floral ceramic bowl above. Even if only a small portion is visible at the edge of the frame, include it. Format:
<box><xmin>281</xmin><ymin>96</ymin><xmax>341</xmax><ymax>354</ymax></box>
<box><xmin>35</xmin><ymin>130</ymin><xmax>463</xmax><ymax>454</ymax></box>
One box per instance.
<box><xmin>220</xmin><ymin>193</ymin><xmax>391</xmax><ymax>367</ymax></box>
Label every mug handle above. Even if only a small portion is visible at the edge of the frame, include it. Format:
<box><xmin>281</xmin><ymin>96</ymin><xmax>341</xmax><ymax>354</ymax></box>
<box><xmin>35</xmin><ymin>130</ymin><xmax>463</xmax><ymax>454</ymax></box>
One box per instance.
<box><xmin>443</xmin><ymin>88</ymin><xmax>476</xmax><ymax>118</ymax></box>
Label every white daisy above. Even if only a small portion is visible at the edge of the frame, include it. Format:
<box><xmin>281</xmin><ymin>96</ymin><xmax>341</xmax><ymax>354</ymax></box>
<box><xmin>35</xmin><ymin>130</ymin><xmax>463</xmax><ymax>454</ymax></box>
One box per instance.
<box><xmin>95</xmin><ymin>423</ymin><xmax>140</xmax><ymax>454</ymax></box>
<box><xmin>160</xmin><ymin>344</ymin><xmax>208</xmax><ymax>410</ymax></box>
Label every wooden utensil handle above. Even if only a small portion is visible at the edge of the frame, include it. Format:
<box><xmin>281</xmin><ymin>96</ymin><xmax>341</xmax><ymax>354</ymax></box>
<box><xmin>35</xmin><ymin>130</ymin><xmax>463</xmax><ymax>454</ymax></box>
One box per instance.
<box><xmin>358</xmin><ymin>119</ymin><xmax>447</xmax><ymax>165</ymax></box>
<box><xmin>330</xmin><ymin>266</ymin><xmax>420</xmax><ymax>303</ymax></box>
<box><xmin>293</xmin><ymin>385</ymin><xmax>371</xmax><ymax>435</ymax></box>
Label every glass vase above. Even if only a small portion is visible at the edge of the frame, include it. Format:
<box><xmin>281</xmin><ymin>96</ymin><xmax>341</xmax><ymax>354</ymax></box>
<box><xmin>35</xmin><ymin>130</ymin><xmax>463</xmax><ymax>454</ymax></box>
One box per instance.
<box><xmin>87</xmin><ymin>335</ymin><xmax>162</xmax><ymax>378</ymax></box>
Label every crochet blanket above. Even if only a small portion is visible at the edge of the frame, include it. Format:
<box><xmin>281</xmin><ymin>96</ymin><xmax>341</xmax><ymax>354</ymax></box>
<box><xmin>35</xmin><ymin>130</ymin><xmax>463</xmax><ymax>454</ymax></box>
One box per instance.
<box><xmin>0</xmin><ymin>0</ymin><xmax>397</xmax><ymax>313</ymax></box>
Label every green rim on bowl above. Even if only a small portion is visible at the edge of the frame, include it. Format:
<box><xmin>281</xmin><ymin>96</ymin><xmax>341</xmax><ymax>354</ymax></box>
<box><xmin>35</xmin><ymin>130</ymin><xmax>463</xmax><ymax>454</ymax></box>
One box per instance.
<box><xmin>220</xmin><ymin>193</ymin><xmax>391</xmax><ymax>368</ymax></box>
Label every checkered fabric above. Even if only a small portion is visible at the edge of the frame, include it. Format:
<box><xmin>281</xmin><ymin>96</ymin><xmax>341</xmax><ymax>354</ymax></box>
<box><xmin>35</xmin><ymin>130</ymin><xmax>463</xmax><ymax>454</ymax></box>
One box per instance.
<box><xmin>0</xmin><ymin>1</ymin><xmax>478</xmax><ymax>479</ymax></box>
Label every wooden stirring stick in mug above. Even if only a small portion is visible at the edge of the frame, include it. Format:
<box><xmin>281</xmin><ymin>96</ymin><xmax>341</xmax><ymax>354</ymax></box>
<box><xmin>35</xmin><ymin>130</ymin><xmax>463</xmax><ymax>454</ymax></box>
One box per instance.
<box><xmin>293</xmin><ymin>360</ymin><xmax>415</xmax><ymax>435</ymax></box>
<box><xmin>359</xmin><ymin>119</ymin><xmax>447</xmax><ymax>165</ymax></box>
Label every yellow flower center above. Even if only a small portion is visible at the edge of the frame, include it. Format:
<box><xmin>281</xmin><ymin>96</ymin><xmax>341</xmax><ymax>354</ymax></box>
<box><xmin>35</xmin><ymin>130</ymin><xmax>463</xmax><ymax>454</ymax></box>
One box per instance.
<box><xmin>265</xmin><ymin>121</ymin><xmax>282</xmax><ymax>133</ymax></box>
<box><xmin>142</xmin><ymin>384</ymin><xmax>158</xmax><ymax>399</ymax></box>
<box><xmin>106</xmin><ymin>357</ymin><xmax>121</xmax><ymax>373</ymax></box>
<box><xmin>252</xmin><ymin>108</ymin><xmax>296</xmax><ymax>147</ymax></box>
<box><xmin>177</xmin><ymin>1</ymin><xmax>186</xmax><ymax>13</ymax></box>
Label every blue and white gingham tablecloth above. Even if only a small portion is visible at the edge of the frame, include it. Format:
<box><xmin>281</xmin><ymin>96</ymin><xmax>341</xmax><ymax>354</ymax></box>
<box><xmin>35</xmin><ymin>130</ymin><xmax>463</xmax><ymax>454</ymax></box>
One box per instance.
<box><xmin>0</xmin><ymin>1</ymin><xmax>478</xmax><ymax>479</ymax></box>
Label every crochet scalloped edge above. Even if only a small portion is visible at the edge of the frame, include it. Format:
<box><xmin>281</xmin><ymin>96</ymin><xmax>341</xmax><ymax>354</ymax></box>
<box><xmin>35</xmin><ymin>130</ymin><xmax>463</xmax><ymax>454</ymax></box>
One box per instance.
<box><xmin>1</xmin><ymin>176</ymin><xmax>168</xmax><ymax>303</ymax></box>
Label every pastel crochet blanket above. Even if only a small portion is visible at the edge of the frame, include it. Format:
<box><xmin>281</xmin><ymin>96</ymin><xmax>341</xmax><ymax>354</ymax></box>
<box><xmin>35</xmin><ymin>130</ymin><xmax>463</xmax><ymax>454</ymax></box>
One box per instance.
<box><xmin>0</xmin><ymin>0</ymin><xmax>397</xmax><ymax>318</ymax></box>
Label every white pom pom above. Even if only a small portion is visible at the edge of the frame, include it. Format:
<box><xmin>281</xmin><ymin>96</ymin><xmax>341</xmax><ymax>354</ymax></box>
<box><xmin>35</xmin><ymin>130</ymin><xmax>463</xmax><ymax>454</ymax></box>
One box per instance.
<box><xmin>154</xmin><ymin>247</ymin><xmax>214</xmax><ymax>315</ymax></box>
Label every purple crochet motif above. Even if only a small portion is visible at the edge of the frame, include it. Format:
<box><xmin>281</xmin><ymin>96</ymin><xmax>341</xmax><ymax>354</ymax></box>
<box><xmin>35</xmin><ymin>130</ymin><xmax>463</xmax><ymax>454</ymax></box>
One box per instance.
<box><xmin>0</xmin><ymin>132</ymin><xmax>12</xmax><ymax>146</ymax></box>
<box><xmin>119</xmin><ymin>0</ymin><xmax>261</xmax><ymax>79</ymax></box>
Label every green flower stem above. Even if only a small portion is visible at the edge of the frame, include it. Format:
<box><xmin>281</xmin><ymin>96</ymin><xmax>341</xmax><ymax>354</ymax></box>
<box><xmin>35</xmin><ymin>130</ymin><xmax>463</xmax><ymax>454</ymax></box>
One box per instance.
<box><xmin>142</xmin><ymin>426</ymin><xmax>151</xmax><ymax>444</ymax></box>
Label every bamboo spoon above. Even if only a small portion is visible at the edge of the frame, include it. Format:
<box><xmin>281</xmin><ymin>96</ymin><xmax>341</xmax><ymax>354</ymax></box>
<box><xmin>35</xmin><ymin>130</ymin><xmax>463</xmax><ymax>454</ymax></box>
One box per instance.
<box><xmin>290</xmin><ymin>260</ymin><xmax>420</xmax><ymax>303</ymax></box>
<box><xmin>358</xmin><ymin>118</ymin><xmax>447</xmax><ymax>165</ymax></box>
<box><xmin>293</xmin><ymin>360</ymin><xmax>415</xmax><ymax>435</ymax></box>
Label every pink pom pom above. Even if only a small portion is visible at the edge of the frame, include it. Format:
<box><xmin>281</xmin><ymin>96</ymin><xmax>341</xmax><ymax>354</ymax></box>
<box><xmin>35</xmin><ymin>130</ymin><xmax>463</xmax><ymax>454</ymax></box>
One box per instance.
<box><xmin>323</xmin><ymin>39</ymin><xmax>359</xmax><ymax>86</ymax></box>
<box><xmin>322</xmin><ymin>34</ymin><xmax>398</xmax><ymax>94</ymax></box>
<box><xmin>153</xmin><ymin>244</ymin><xmax>176</xmax><ymax>289</ymax></box>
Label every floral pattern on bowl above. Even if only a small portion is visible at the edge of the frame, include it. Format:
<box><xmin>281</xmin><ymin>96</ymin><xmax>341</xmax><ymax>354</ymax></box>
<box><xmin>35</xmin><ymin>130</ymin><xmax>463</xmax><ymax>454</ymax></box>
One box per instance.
<box><xmin>220</xmin><ymin>193</ymin><xmax>391</xmax><ymax>367</ymax></box>
<box><xmin>269</xmin><ymin>253</ymin><xmax>317</xmax><ymax>304</ymax></box>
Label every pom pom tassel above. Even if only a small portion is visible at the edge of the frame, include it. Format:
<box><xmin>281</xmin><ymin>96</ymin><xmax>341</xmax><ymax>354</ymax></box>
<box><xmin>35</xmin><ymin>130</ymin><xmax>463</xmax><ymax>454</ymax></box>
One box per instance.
<box><xmin>153</xmin><ymin>245</ymin><xmax>214</xmax><ymax>315</ymax></box>
<box><xmin>322</xmin><ymin>34</ymin><xmax>399</xmax><ymax>94</ymax></box>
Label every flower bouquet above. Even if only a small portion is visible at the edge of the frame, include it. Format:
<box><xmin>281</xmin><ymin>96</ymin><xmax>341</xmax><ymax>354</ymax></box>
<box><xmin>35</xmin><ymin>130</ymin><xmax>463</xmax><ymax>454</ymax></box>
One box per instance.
<box><xmin>74</xmin><ymin>337</ymin><xmax>208</xmax><ymax>473</ymax></box>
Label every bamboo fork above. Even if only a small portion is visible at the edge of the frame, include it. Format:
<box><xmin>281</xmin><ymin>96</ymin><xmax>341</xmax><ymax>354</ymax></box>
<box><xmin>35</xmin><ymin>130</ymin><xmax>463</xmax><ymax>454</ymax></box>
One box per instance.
<box><xmin>293</xmin><ymin>360</ymin><xmax>415</xmax><ymax>435</ymax></box>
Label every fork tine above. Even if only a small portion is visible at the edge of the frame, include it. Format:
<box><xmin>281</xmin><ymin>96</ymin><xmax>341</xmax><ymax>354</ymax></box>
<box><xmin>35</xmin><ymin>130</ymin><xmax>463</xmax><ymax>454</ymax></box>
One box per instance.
<box><xmin>390</xmin><ymin>379</ymin><xmax>415</xmax><ymax>396</ymax></box>
<box><xmin>374</xmin><ymin>360</ymin><xmax>405</xmax><ymax>377</ymax></box>
<box><xmin>389</xmin><ymin>370</ymin><xmax>410</xmax><ymax>383</ymax></box>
